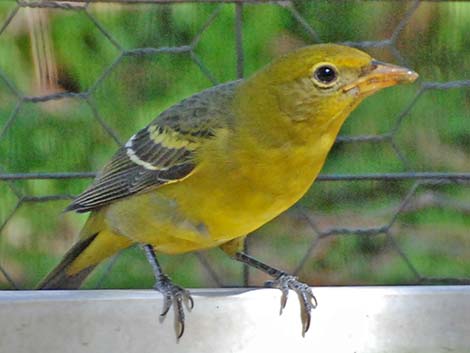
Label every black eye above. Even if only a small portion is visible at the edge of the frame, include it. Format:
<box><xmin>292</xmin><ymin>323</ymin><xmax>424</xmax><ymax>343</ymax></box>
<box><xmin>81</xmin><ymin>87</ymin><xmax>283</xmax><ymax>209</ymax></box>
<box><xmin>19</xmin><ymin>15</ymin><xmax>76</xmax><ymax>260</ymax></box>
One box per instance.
<box><xmin>314</xmin><ymin>65</ymin><xmax>337</xmax><ymax>85</ymax></box>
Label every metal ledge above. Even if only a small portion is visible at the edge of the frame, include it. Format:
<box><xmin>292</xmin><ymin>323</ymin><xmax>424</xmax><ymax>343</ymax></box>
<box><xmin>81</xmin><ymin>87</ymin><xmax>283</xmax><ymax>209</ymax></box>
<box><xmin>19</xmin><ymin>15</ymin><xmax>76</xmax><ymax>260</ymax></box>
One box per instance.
<box><xmin>0</xmin><ymin>286</ymin><xmax>469</xmax><ymax>353</ymax></box>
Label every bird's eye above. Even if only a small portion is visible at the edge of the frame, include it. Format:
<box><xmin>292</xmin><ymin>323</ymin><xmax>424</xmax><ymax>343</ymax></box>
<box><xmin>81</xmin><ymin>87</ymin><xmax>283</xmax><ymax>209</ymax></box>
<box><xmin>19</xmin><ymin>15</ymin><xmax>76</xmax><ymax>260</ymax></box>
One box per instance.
<box><xmin>313</xmin><ymin>64</ymin><xmax>338</xmax><ymax>87</ymax></box>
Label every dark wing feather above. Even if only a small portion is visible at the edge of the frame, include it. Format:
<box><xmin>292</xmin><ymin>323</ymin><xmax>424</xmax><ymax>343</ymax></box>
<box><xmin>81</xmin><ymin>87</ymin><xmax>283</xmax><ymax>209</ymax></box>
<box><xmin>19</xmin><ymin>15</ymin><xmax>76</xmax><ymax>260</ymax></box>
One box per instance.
<box><xmin>66</xmin><ymin>81</ymin><xmax>240</xmax><ymax>213</ymax></box>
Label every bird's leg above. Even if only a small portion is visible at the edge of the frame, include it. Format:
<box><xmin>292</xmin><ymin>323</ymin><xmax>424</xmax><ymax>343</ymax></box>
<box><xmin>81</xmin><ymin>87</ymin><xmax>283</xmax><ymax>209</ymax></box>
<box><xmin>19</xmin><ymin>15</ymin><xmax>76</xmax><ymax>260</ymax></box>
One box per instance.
<box><xmin>234</xmin><ymin>251</ymin><xmax>317</xmax><ymax>336</ymax></box>
<box><xmin>142</xmin><ymin>244</ymin><xmax>194</xmax><ymax>339</ymax></box>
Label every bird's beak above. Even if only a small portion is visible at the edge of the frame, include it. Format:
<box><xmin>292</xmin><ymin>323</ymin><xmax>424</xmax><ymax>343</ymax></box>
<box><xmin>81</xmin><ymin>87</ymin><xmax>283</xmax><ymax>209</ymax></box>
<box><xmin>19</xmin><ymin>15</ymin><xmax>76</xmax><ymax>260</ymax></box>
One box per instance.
<box><xmin>343</xmin><ymin>59</ymin><xmax>418</xmax><ymax>96</ymax></box>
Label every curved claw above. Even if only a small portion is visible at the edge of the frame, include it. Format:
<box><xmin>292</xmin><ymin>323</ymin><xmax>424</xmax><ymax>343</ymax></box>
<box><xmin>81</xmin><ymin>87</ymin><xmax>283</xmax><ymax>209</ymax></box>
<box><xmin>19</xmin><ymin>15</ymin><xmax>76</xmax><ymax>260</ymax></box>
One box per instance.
<box><xmin>265</xmin><ymin>273</ymin><xmax>317</xmax><ymax>336</ymax></box>
<box><xmin>160</xmin><ymin>293</ymin><xmax>172</xmax><ymax>317</ymax></box>
<box><xmin>186</xmin><ymin>294</ymin><xmax>195</xmax><ymax>310</ymax></box>
<box><xmin>153</xmin><ymin>275</ymin><xmax>193</xmax><ymax>339</ymax></box>
<box><xmin>280</xmin><ymin>288</ymin><xmax>288</xmax><ymax>313</ymax></box>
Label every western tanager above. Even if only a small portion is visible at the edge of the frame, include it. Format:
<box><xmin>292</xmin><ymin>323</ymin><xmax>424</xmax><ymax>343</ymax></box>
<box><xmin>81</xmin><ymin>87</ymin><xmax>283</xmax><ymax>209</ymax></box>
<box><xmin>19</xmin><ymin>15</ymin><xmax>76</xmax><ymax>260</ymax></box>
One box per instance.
<box><xmin>37</xmin><ymin>44</ymin><xmax>418</xmax><ymax>337</ymax></box>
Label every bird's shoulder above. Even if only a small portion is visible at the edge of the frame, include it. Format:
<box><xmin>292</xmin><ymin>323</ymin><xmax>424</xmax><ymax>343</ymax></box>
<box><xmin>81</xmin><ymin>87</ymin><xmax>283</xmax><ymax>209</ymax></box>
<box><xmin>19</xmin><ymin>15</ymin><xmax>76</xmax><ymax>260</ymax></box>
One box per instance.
<box><xmin>156</xmin><ymin>79</ymin><xmax>241</xmax><ymax>132</ymax></box>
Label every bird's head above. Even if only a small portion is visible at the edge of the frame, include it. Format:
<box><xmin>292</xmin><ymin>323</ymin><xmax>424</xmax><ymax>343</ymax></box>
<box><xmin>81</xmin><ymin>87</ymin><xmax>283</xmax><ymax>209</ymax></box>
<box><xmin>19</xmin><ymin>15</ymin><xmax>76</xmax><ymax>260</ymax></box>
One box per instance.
<box><xmin>240</xmin><ymin>44</ymin><xmax>418</xmax><ymax>129</ymax></box>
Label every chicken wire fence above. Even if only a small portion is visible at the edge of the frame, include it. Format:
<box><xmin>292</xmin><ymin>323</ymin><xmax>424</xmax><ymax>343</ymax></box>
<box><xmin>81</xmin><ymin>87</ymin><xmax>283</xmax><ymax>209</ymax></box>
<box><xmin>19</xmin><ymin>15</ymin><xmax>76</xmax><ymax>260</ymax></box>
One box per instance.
<box><xmin>0</xmin><ymin>0</ymin><xmax>469</xmax><ymax>290</ymax></box>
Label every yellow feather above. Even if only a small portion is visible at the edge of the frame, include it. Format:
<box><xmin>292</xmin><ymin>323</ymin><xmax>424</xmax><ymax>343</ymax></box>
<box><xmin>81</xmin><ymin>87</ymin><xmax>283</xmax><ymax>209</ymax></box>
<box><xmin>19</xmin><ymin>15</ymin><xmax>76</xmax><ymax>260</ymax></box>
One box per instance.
<box><xmin>148</xmin><ymin>125</ymin><xmax>200</xmax><ymax>150</ymax></box>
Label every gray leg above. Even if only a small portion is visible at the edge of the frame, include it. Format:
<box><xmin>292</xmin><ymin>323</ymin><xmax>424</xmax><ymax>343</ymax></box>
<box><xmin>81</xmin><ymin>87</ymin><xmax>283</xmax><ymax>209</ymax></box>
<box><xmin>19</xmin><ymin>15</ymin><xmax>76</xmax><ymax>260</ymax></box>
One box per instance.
<box><xmin>234</xmin><ymin>252</ymin><xmax>317</xmax><ymax>336</ymax></box>
<box><xmin>142</xmin><ymin>244</ymin><xmax>193</xmax><ymax>339</ymax></box>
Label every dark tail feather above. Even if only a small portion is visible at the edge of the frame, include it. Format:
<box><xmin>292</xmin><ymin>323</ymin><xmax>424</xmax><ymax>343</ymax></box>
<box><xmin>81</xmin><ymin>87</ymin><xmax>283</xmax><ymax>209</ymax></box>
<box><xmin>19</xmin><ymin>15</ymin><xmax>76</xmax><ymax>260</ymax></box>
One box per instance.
<box><xmin>36</xmin><ymin>233</ymin><xmax>98</xmax><ymax>289</ymax></box>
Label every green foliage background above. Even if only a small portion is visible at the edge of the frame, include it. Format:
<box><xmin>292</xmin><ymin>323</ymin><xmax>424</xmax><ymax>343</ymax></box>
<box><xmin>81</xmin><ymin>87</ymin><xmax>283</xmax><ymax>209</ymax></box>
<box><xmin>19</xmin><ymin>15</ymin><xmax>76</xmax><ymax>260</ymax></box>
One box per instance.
<box><xmin>0</xmin><ymin>1</ymin><xmax>469</xmax><ymax>289</ymax></box>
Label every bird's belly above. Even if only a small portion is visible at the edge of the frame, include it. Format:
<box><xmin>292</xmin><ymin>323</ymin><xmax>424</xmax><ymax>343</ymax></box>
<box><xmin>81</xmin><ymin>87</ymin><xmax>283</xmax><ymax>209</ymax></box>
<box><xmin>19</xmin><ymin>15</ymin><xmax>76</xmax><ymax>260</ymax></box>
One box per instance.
<box><xmin>105</xmin><ymin>190</ymin><xmax>227</xmax><ymax>254</ymax></box>
<box><xmin>156</xmin><ymin>154</ymin><xmax>321</xmax><ymax>249</ymax></box>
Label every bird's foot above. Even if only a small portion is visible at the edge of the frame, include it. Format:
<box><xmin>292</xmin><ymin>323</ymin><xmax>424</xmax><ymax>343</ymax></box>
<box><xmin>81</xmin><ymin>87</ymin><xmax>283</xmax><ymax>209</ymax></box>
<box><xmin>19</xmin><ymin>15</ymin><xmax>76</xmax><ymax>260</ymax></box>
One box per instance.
<box><xmin>154</xmin><ymin>274</ymin><xmax>194</xmax><ymax>339</ymax></box>
<box><xmin>265</xmin><ymin>273</ymin><xmax>317</xmax><ymax>336</ymax></box>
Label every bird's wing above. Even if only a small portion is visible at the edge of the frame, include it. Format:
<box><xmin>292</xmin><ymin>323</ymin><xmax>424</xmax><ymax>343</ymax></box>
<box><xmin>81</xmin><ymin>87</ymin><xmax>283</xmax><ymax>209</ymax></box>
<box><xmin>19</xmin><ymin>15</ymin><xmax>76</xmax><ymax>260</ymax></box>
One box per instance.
<box><xmin>67</xmin><ymin>81</ymin><xmax>240</xmax><ymax>213</ymax></box>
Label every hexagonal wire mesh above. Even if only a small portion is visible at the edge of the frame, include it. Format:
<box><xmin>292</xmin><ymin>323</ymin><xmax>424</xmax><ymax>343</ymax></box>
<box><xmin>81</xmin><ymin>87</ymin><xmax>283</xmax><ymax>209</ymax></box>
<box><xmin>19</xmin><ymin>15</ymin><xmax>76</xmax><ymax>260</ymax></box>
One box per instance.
<box><xmin>0</xmin><ymin>0</ymin><xmax>469</xmax><ymax>290</ymax></box>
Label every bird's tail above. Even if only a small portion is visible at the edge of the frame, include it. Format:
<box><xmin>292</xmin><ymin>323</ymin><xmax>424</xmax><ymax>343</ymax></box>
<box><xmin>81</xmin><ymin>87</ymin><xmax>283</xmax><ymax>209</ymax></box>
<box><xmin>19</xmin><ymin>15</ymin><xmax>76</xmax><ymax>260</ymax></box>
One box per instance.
<box><xmin>36</xmin><ymin>212</ymin><xmax>133</xmax><ymax>289</ymax></box>
<box><xmin>36</xmin><ymin>232</ymin><xmax>99</xmax><ymax>289</ymax></box>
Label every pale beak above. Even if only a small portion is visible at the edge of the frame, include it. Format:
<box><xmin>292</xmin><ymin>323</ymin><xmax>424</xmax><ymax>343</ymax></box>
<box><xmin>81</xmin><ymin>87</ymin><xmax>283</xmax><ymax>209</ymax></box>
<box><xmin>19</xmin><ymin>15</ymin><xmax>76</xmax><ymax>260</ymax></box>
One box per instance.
<box><xmin>343</xmin><ymin>60</ymin><xmax>418</xmax><ymax>96</ymax></box>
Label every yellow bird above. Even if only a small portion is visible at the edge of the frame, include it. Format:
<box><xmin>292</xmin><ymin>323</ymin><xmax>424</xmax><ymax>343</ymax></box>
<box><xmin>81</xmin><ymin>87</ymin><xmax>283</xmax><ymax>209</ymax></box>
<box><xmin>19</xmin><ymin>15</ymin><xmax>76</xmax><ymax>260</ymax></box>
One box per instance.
<box><xmin>37</xmin><ymin>44</ymin><xmax>418</xmax><ymax>337</ymax></box>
